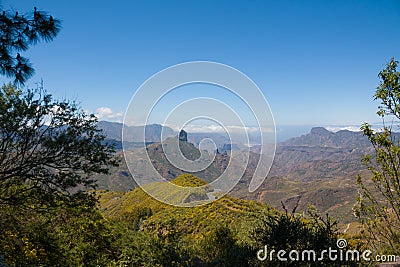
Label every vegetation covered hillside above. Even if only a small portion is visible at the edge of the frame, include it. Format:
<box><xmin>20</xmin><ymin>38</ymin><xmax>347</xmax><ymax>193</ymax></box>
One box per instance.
<box><xmin>97</xmin><ymin>174</ymin><xmax>346</xmax><ymax>266</ymax></box>
<box><xmin>98</xmin><ymin>174</ymin><xmax>266</xmax><ymax>230</ymax></box>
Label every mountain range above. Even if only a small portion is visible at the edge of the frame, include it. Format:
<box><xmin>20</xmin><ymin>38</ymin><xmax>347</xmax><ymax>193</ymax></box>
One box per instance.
<box><xmin>98</xmin><ymin>121</ymin><xmax>232</xmax><ymax>150</ymax></box>
<box><xmin>237</xmin><ymin>127</ymin><xmax>375</xmax><ymax>224</ymax></box>
<box><xmin>98</xmin><ymin>121</ymin><xmax>266</xmax><ymax>151</ymax></box>
<box><xmin>96</xmin><ymin>122</ymin><xmax>378</xmax><ymax>225</ymax></box>
<box><xmin>98</xmin><ymin>121</ymin><xmax>175</xmax><ymax>143</ymax></box>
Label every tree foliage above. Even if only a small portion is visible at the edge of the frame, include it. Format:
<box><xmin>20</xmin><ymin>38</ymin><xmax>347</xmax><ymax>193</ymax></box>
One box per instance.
<box><xmin>0</xmin><ymin>7</ymin><xmax>60</xmax><ymax>85</ymax></box>
<box><xmin>249</xmin><ymin>206</ymin><xmax>344</xmax><ymax>266</ymax></box>
<box><xmin>195</xmin><ymin>224</ymin><xmax>252</xmax><ymax>267</ymax></box>
<box><xmin>355</xmin><ymin>58</ymin><xmax>400</xmax><ymax>254</ymax></box>
<box><xmin>0</xmin><ymin>83</ymin><xmax>118</xmax><ymax>211</ymax></box>
<box><xmin>0</xmin><ymin>84</ymin><xmax>117</xmax><ymax>209</ymax></box>
<box><xmin>0</xmin><ymin>205</ymin><xmax>113</xmax><ymax>266</ymax></box>
<box><xmin>0</xmin><ymin>82</ymin><xmax>118</xmax><ymax>265</ymax></box>
<box><xmin>0</xmin><ymin>6</ymin><xmax>123</xmax><ymax>266</ymax></box>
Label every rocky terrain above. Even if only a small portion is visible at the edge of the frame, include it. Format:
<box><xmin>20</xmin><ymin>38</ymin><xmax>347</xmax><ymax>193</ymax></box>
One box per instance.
<box><xmin>96</xmin><ymin>124</ymin><xmax>378</xmax><ymax>224</ymax></box>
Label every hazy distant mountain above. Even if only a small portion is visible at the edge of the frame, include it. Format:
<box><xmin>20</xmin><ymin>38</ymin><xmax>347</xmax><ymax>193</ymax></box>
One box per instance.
<box><xmin>98</xmin><ymin>121</ymin><xmax>238</xmax><ymax>151</ymax></box>
<box><xmin>267</xmin><ymin>127</ymin><xmax>374</xmax><ymax>181</ymax></box>
<box><xmin>283</xmin><ymin>127</ymin><xmax>371</xmax><ymax>148</ymax></box>
<box><xmin>97</xmin><ymin>121</ymin><xmax>175</xmax><ymax>142</ymax></box>
<box><xmin>97</xmin><ymin>121</ymin><xmax>125</xmax><ymax>140</ymax></box>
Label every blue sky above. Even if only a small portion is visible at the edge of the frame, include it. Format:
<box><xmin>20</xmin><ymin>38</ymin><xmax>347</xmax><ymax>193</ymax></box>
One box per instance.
<box><xmin>1</xmin><ymin>0</ymin><xmax>399</xmax><ymax>132</ymax></box>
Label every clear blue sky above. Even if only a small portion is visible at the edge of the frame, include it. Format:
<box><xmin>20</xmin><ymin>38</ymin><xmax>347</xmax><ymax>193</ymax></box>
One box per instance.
<box><xmin>1</xmin><ymin>0</ymin><xmax>399</xmax><ymax>128</ymax></box>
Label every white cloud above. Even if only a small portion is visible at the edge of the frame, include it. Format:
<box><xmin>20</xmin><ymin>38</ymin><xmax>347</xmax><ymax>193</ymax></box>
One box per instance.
<box><xmin>325</xmin><ymin>125</ymin><xmax>393</xmax><ymax>133</ymax></box>
<box><xmin>95</xmin><ymin>107</ymin><xmax>123</xmax><ymax>121</ymax></box>
<box><xmin>325</xmin><ymin>125</ymin><xmax>362</xmax><ymax>132</ymax></box>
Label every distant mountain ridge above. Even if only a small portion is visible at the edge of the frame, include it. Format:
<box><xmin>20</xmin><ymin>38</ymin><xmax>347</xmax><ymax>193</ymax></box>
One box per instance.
<box><xmin>283</xmin><ymin>127</ymin><xmax>371</xmax><ymax>148</ymax></box>
<box><xmin>97</xmin><ymin>121</ymin><xmax>233</xmax><ymax>150</ymax></box>
<box><xmin>97</xmin><ymin>121</ymin><xmax>175</xmax><ymax>142</ymax></box>
<box><xmin>267</xmin><ymin>127</ymin><xmax>374</xmax><ymax>181</ymax></box>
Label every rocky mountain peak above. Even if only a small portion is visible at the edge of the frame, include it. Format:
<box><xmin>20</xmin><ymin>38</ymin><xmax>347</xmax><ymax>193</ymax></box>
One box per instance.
<box><xmin>310</xmin><ymin>127</ymin><xmax>332</xmax><ymax>136</ymax></box>
<box><xmin>179</xmin><ymin>130</ymin><xmax>188</xmax><ymax>142</ymax></box>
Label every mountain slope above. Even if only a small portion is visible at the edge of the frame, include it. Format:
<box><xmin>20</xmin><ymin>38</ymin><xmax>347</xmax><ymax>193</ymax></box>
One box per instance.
<box><xmin>96</xmin><ymin>126</ymin><xmax>376</xmax><ymax>224</ymax></box>
<box><xmin>123</xmin><ymin>137</ymin><xmax>228</xmax><ymax>184</ymax></box>
<box><xmin>98</xmin><ymin>174</ymin><xmax>270</xmax><ymax>238</ymax></box>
